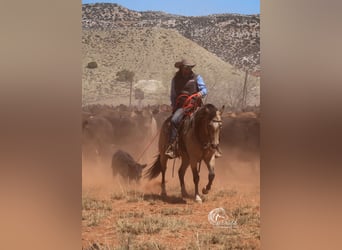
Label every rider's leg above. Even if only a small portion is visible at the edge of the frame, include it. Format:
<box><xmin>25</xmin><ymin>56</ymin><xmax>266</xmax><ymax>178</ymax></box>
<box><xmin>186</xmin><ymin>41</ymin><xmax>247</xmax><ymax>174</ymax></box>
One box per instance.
<box><xmin>165</xmin><ymin>108</ymin><xmax>185</xmax><ymax>158</ymax></box>
<box><xmin>170</xmin><ymin>108</ymin><xmax>185</xmax><ymax>142</ymax></box>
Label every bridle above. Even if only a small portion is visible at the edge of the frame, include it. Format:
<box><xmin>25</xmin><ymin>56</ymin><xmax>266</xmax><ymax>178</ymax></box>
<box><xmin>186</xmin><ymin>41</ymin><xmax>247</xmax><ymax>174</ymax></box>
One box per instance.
<box><xmin>203</xmin><ymin>116</ymin><xmax>222</xmax><ymax>150</ymax></box>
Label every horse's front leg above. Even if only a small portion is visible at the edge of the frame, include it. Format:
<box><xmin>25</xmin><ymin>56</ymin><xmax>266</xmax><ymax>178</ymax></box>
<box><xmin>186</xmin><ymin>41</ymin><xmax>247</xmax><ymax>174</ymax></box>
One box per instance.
<box><xmin>178</xmin><ymin>157</ymin><xmax>190</xmax><ymax>197</ymax></box>
<box><xmin>202</xmin><ymin>154</ymin><xmax>216</xmax><ymax>195</ymax></box>
<box><xmin>190</xmin><ymin>160</ymin><xmax>202</xmax><ymax>203</ymax></box>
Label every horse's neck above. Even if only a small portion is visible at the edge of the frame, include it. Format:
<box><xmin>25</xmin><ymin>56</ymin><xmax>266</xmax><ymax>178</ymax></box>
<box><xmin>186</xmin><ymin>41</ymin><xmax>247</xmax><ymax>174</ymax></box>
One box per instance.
<box><xmin>182</xmin><ymin>110</ymin><xmax>208</xmax><ymax>144</ymax></box>
<box><xmin>192</xmin><ymin>114</ymin><xmax>209</xmax><ymax>146</ymax></box>
<box><xmin>197</xmin><ymin>124</ymin><xmax>208</xmax><ymax>146</ymax></box>
<box><xmin>181</xmin><ymin>115</ymin><xmax>194</xmax><ymax>135</ymax></box>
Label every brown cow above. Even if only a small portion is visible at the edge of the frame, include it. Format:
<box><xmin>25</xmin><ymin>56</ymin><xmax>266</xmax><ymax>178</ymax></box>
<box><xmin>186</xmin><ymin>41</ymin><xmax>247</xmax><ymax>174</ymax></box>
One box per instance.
<box><xmin>220</xmin><ymin>113</ymin><xmax>260</xmax><ymax>153</ymax></box>
<box><xmin>82</xmin><ymin>115</ymin><xmax>114</xmax><ymax>163</ymax></box>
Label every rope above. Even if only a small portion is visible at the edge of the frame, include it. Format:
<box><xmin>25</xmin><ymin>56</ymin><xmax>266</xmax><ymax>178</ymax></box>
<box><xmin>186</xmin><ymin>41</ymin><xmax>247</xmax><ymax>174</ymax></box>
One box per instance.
<box><xmin>175</xmin><ymin>93</ymin><xmax>202</xmax><ymax>116</ymax></box>
<box><xmin>183</xmin><ymin>93</ymin><xmax>202</xmax><ymax>115</ymax></box>
<box><xmin>136</xmin><ymin>128</ymin><xmax>161</xmax><ymax>163</ymax></box>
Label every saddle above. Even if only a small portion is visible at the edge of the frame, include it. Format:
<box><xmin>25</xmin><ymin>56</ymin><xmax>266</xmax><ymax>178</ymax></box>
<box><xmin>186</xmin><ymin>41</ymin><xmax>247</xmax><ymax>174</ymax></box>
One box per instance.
<box><xmin>169</xmin><ymin>109</ymin><xmax>197</xmax><ymax>158</ymax></box>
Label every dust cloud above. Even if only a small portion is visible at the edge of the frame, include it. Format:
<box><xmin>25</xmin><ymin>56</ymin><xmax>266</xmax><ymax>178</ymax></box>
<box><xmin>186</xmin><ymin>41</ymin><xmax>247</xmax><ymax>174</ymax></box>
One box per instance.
<box><xmin>82</xmin><ymin>142</ymin><xmax>259</xmax><ymax>200</ymax></box>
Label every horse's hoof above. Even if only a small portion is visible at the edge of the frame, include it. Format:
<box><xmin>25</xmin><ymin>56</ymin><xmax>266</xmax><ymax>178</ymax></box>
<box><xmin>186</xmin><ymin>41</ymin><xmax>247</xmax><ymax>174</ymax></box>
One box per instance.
<box><xmin>195</xmin><ymin>195</ymin><xmax>202</xmax><ymax>203</ymax></box>
<box><xmin>181</xmin><ymin>191</ymin><xmax>189</xmax><ymax>198</ymax></box>
<box><xmin>202</xmin><ymin>188</ymin><xmax>209</xmax><ymax>194</ymax></box>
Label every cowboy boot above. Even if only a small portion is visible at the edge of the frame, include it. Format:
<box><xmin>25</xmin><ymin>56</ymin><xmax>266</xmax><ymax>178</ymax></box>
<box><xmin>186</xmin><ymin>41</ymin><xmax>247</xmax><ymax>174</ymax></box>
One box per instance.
<box><xmin>165</xmin><ymin>141</ymin><xmax>177</xmax><ymax>159</ymax></box>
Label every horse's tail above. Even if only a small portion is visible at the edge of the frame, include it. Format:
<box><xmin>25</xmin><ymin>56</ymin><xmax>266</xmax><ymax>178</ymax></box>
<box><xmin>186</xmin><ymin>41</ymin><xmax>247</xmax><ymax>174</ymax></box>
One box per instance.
<box><xmin>144</xmin><ymin>154</ymin><xmax>162</xmax><ymax>180</ymax></box>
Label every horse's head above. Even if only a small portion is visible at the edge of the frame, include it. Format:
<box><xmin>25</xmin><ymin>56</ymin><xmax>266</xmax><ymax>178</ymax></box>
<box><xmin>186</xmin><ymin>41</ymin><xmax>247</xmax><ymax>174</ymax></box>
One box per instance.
<box><xmin>206</xmin><ymin>105</ymin><xmax>224</xmax><ymax>148</ymax></box>
<box><xmin>195</xmin><ymin>104</ymin><xmax>224</xmax><ymax>150</ymax></box>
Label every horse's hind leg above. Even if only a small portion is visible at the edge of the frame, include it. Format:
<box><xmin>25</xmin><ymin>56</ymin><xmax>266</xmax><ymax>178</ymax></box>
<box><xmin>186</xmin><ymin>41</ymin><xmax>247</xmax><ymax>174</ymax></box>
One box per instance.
<box><xmin>160</xmin><ymin>154</ymin><xmax>168</xmax><ymax>196</ymax></box>
<box><xmin>178</xmin><ymin>157</ymin><xmax>190</xmax><ymax>197</ymax></box>
<box><xmin>202</xmin><ymin>156</ymin><xmax>216</xmax><ymax>195</ymax></box>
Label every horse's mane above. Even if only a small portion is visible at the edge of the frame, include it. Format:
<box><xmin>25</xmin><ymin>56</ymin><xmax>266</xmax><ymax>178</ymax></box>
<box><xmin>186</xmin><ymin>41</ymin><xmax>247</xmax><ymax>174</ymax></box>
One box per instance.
<box><xmin>194</xmin><ymin>104</ymin><xmax>218</xmax><ymax>142</ymax></box>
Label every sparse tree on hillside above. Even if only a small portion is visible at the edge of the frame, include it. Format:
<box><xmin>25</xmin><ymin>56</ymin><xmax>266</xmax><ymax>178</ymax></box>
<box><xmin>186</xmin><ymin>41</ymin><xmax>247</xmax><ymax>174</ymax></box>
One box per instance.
<box><xmin>223</xmin><ymin>81</ymin><xmax>242</xmax><ymax>110</ymax></box>
<box><xmin>240</xmin><ymin>70</ymin><xmax>249</xmax><ymax>110</ymax></box>
<box><xmin>116</xmin><ymin>69</ymin><xmax>134</xmax><ymax>83</ymax></box>
<box><xmin>239</xmin><ymin>57</ymin><xmax>257</xmax><ymax>110</ymax></box>
<box><xmin>116</xmin><ymin>69</ymin><xmax>135</xmax><ymax>107</ymax></box>
<box><xmin>234</xmin><ymin>69</ymin><xmax>259</xmax><ymax>111</ymax></box>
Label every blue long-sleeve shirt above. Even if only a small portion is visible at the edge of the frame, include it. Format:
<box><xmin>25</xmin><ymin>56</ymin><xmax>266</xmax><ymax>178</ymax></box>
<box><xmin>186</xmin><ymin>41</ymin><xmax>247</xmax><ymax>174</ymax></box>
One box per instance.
<box><xmin>170</xmin><ymin>75</ymin><xmax>207</xmax><ymax>109</ymax></box>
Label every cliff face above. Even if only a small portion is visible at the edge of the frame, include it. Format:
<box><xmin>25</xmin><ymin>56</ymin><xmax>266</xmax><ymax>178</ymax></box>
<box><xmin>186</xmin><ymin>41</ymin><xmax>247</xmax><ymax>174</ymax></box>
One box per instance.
<box><xmin>82</xmin><ymin>3</ymin><xmax>260</xmax><ymax>73</ymax></box>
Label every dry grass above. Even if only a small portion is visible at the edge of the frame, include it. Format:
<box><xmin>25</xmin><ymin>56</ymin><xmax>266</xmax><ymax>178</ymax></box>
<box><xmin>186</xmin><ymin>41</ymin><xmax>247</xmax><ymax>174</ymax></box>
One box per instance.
<box><xmin>186</xmin><ymin>229</ymin><xmax>260</xmax><ymax>249</ymax></box>
<box><xmin>116</xmin><ymin>215</ymin><xmax>187</xmax><ymax>235</ymax></box>
<box><xmin>82</xmin><ymin>195</ymin><xmax>112</xmax><ymax>227</ymax></box>
<box><xmin>109</xmin><ymin>187</ymin><xmax>145</xmax><ymax>202</ymax></box>
<box><xmin>202</xmin><ymin>188</ymin><xmax>238</xmax><ymax>202</ymax></box>
<box><xmin>82</xmin><ymin>150</ymin><xmax>260</xmax><ymax>249</ymax></box>
<box><xmin>82</xmin><ymin>185</ymin><xmax>260</xmax><ymax>249</ymax></box>
<box><xmin>160</xmin><ymin>207</ymin><xmax>193</xmax><ymax>216</ymax></box>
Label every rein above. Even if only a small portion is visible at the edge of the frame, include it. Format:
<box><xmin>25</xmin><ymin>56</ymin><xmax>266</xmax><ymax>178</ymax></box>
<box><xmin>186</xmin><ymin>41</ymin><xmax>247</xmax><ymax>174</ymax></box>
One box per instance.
<box><xmin>136</xmin><ymin>128</ymin><xmax>160</xmax><ymax>163</ymax></box>
<box><xmin>197</xmin><ymin>116</ymin><xmax>222</xmax><ymax>174</ymax></box>
<box><xmin>202</xmin><ymin>118</ymin><xmax>222</xmax><ymax>151</ymax></box>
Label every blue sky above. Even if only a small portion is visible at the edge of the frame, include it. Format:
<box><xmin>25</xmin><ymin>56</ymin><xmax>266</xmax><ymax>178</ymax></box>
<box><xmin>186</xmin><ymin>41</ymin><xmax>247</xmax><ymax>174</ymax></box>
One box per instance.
<box><xmin>82</xmin><ymin>0</ymin><xmax>260</xmax><ymax>16</ymax></box>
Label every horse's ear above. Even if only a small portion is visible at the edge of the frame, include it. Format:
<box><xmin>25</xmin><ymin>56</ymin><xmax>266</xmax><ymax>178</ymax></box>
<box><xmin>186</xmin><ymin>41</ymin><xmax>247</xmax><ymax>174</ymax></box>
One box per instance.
<box><xmin>219</xmin><ymin>105</ymin><xmax>225</xmax><ymax>115</ymax></box>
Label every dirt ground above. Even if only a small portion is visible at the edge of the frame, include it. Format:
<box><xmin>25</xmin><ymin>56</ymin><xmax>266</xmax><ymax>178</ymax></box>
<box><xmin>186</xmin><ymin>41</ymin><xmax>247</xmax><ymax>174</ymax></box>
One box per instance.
<box><xmin>82</xmin><ymin>144</ymin><xmax>260</xmax><ymax>250</ymax></box>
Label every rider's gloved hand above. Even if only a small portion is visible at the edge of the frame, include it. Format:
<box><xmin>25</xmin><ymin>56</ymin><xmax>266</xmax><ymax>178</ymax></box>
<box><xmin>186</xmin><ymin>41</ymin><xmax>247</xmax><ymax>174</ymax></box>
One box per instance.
<box><xmin>193</xmin><ymin>92</ymin><xmax>202</xmax><ymax>99</ymax></box>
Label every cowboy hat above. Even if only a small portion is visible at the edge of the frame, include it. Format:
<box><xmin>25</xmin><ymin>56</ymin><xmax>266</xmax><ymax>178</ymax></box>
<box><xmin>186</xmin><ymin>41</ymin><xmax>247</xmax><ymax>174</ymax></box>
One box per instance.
<box><xmin>174</xmin><ymin>59</ymin><xmax>196</xmax><ymax>68</ymax></box>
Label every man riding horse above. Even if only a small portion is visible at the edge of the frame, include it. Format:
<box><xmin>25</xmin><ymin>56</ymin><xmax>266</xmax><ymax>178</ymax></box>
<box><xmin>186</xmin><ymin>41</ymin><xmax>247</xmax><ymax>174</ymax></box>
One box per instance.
<box><xmin>165</xmin><ymin>58</ymin><xmax>222</xmax><ymax>159</ymax></box>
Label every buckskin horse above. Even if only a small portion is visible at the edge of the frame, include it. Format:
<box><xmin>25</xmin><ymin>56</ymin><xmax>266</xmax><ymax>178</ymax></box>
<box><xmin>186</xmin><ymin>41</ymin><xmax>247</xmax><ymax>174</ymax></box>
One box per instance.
<box><xmin>145</xmin><ymin>103</ymin><xmax>224</xmax><ymax>203</ymax></box>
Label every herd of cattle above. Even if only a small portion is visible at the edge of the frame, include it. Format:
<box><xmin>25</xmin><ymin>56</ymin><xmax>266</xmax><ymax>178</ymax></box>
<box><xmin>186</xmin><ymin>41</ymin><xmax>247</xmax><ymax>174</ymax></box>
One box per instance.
<box><xmin>82</xmin><ymin>104</ymin><xmax>260</xmax><ymax>182</ymax></box>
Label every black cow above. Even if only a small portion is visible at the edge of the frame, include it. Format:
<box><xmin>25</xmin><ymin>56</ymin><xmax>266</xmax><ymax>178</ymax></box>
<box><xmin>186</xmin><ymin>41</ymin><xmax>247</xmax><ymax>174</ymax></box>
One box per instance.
<box><xmin>82</xmin><ymin>115</ymin><xmax>113</xmax><ymax>163</ymax></box>
<box><xmin>111</xmin><ymin>150</ymin><xmax>147</xmax><ymax>183</ymax></box>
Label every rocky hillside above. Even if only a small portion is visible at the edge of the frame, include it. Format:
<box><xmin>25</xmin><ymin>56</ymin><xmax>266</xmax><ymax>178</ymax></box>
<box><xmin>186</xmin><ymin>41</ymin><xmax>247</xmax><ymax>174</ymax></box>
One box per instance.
<box><xmin>82</xmin><ymin>27</ymin><xmax>259</xmax><ymax>108</ymax></box>
<box><xmin>82</xmin><ymin>3</ymin><xmax>260</xmax><ymax>73</ymax></box>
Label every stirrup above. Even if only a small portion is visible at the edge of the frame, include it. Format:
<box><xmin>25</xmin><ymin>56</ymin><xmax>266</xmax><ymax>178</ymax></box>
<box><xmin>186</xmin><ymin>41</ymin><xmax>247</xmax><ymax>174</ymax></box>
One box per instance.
<box><xmin>165</xmin><ymin>144</ymin><xmax>176</xmax><ymax>159</ymax></box>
